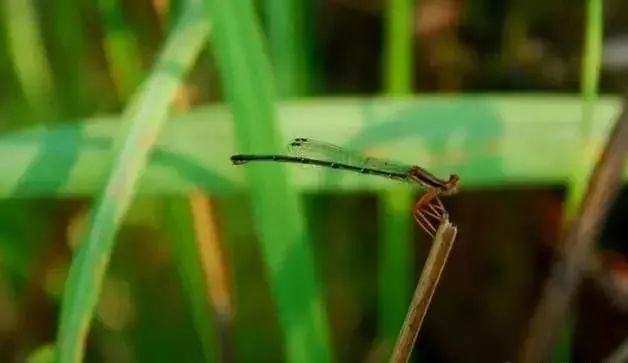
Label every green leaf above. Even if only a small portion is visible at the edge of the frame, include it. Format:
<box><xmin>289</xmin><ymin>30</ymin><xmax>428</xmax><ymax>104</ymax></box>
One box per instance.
<box><xmin>378</xmin><ymin>0</ymin><xmax>415</xmax><ymax>355</ymax></box>
<box><xmin>98</xmin><ymin>0</ymin><xmax>145</xmax><ymax>101</ymax></box>
<box><xmin>264</xmin><ymin>0</ymin><xmax>314</xmax><ymax>96</ymax></box>
<box><xmin>55</xmin><ymin>2</ymin><xmax>210</xmax><ymax>362</ymax></box>
<box><xmin>164</xmin><ymin>197</ymin><xmax>221</xmax><ymax>362</ymax></box>
<box><xmin>554</xmin><ymin>0</ymin><xmax>603</xmax><ymax>361</ymax></box>
<box><xmin>201</xmin><ymin>0</ymin><xmax>334</xmax><ymax>361</ymax></box>
<box><xmin>26</xmin><ymin>343</ymin><xmax>55</xmax><ymax>363</ymax></box>
<box><xmin>0</xmin><ymin>95</ymin><xmax>624</xmax><ymax>199</ymax></box>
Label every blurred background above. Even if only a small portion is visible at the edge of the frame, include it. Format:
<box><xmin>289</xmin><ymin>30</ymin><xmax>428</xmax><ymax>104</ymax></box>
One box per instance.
<box><xmin>0</xmin><ymin>0</ymin><xmax>627</xmax><ymax>362</ymax></box>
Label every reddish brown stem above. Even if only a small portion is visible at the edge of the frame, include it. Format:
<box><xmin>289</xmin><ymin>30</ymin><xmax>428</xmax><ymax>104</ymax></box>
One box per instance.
<box><xmin>519</xmin><ymin>93</ymin><xmax>628</xmax><ymax>362</ymax></box>
<box><xmin>389</xmin><ymin>217</ymin><xmax>458</xmax><ymax>363</ymax></box>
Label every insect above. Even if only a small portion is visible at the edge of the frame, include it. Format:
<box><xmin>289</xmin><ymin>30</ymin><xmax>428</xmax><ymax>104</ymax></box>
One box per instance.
<box><xmin>231</xmin><ymin>138</ymin><xmax>459</xmax><ymax>237</ymax></box>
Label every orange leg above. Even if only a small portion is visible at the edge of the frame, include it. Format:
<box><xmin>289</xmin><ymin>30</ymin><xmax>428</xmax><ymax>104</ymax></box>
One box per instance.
<box><xmin>413</xmin><ymin>189</ymin><xmax>447</xmax><ymax>238</ymax></box>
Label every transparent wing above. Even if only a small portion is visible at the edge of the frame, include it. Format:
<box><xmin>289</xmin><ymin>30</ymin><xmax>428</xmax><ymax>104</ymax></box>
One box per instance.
<box><xmin>285</xmin><ymin>138</ymin><xmax>414</xmax><ymax>175</ymax></box>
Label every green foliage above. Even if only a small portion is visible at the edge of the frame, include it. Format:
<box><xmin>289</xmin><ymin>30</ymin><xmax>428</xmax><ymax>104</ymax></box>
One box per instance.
<box><xmin>0</xmin><ymin>95</ymin><xmax>622</xmax><ymax>198</ymax></box>
<box><xmin>201</xmin><ymin>0</ymin><xmax>334</xmax><ymax>361</ymax></box>
<box><xmin>554</xmin><ymin>0</ymin><xmax>603</xmax><ymax>361</ymax></box>
<box><xmin>26</xmin><ymin>343</ymin><xmax>55</xmax><ymax>363</ymax></box>
<box><xmin>51</xmin><ymin>0</ymin><xmax>88</xmax><ymax>116</ymax></box>
<box><xmin>55</xmin><ymin>1</ymin><xmax>210</xmax><ymax>361</ymax></box>
<box><xmin>378</xmin><ymin>0</ymin><xmax>415</xmax><ymax>355</ymax></box>
<box><xmin>98</xmin><ymin>0</ymin><xmax>144</xmax><ymax>100</ymax></box>
<box><xmin>164</xmin><ymin>197</ymin><xmax>220</xmax><ymax>362</ymax></box>
<box><xmin>265</xmin><ymin>0</ymin><xmax>314</xmax><ymax>96</ymax></box>
<box><xmin>2</xmin><ymin>0</ymin><xmax>55</xmax><ymax>122</ymax></box>
<box><xmin>0</xmin><ymin>0</ymin><xmax>617</xmax><ymax>361</ymax></box>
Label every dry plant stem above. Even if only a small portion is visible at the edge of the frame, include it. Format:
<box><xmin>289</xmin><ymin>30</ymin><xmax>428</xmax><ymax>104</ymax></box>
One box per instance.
<box><xmin>519</xmin><ymin>94</ymin><xmax>628</xmax><ymax>363</ymax></box>
<box><xmin>189</xmin><ymin>196</ymin><xmax>233</xmax><ymax>319</ymax></box>
<box><xmin>189</xmin><ymin>195</ymin><xmax>236</xmax><ymax>362</ymax></box>
<box><xmin>389</xmin><ymin>216</ymin><xmax>458</xmax><ymax>363</ymax></box>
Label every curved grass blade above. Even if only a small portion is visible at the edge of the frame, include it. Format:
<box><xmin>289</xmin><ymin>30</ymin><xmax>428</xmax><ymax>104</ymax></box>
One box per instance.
<box><xmin>3</xmin><ymin>0</ymin><xmax>55</xmax><ymax>122</ymax></box>
<box><xmin>55</xmin><ymin>2</ymin><xmax>210</xmax><ymax>362</ymax></box>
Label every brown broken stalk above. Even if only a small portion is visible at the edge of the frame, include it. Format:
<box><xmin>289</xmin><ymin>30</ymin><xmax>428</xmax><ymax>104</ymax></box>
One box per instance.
<box><xmin>389</xmin><ymin>215</ymin><xmax>458</xmax><ymax>363</ymax></box>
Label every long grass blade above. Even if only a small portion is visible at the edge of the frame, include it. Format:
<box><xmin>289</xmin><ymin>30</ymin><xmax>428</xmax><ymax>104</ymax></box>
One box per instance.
<box><xmin>201</xmin><ymin>0</ymin><xmax>334</xmax><ymax>361</ymax></box>
<box><xmin>55</xmin><ymin>2</ymin><xmax>210</xmax><ymax>362</ymax></box>
<box><xmin>264</xmin><ymin>0</ymin><xmax>313</xmax><ymax>96</ymax></box>
<box><xmin>553</xmin><ymin>1</ymin><xmax>603</xmax><ymax>361</ymax></box>
<box><xmin>378</xmin><ymin>0</ymin><xmax>414</xmax><ymax>356</ymax></box>
<box><xmin>565</xmin><ymin>0</ymin><xmax>604</xmax><ymax>218</ymax></box>
<box><xmin>164</xmin><ymin>196</ymin><xmax>222</xmax><ymax>363</ymax></box>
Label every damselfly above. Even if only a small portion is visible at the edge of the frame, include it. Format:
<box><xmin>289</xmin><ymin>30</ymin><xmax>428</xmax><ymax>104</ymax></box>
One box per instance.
<box><xmin>231</xmin><ymin>138</ymin><xmax>460</xmax><ymax>237</ymax></box>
